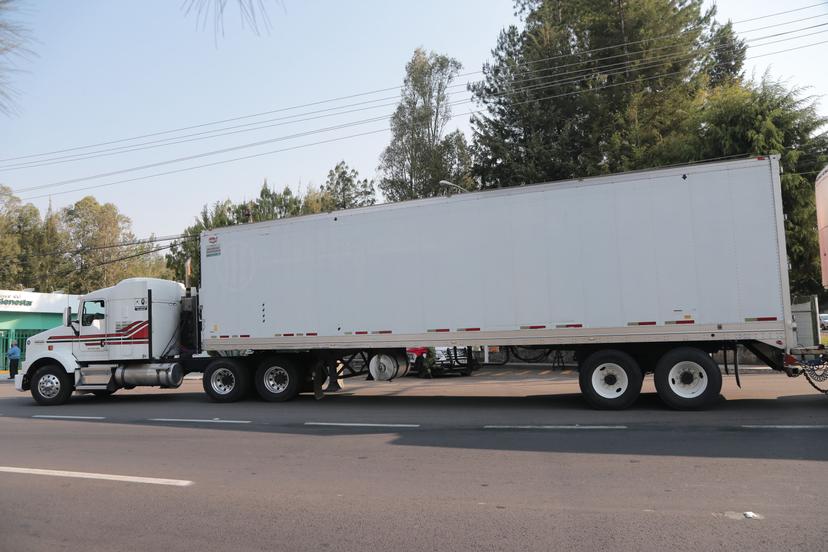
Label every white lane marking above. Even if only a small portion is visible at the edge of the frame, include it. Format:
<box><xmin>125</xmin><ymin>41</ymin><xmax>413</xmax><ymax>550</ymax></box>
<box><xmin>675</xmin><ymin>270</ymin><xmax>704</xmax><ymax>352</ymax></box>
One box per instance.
<box><xmin>483</xmin><ymin>425</ymin><xmax>627</xmax><ymax>430</ymax></box>
<box><xmin>0</xmin><ymin>466</ymin><xmax>193</xmax><ymax>487</ymax></box>
<box><xmin>305</xmin><ymin>422</ymin><xmax>421</xmax><ymax>428</ymax></box>
<box><xmin>32</xmin><ymin>415</ymin><xmax>105</xmax><ymax>420</ymax></box>
<box><xmin>149</xmin><ymin>418</ymin><xmax>251</xmax><ymax>424</ymax></box>
<box><xmin>741</xmin><ymin>424</ymin><xmax>828</xmax><ymax>429</ymax></box>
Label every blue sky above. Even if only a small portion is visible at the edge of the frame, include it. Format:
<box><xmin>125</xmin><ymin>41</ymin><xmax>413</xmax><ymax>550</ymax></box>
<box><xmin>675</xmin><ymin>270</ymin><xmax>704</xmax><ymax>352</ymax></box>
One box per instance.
<box><xmin>1</xmin><ymin>0</ymin><xmax>826</xmax><ymax>238</ymax></box>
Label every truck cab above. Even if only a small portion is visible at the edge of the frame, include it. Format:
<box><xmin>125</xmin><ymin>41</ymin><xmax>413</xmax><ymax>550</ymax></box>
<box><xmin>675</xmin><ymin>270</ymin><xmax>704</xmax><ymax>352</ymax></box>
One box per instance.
<box><xmin>16</xmin><ymin>278</ymin><xmax>192</xmax><ymax>405</ymax></box>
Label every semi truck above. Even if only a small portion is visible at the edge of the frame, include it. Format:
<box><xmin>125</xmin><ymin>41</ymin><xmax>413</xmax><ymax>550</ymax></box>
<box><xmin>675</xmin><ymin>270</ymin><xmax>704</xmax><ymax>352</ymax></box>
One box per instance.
<box><xmin>14</xmin><ymin>155</ymin><xmax>825</xmax><ymax>409</ymax></box>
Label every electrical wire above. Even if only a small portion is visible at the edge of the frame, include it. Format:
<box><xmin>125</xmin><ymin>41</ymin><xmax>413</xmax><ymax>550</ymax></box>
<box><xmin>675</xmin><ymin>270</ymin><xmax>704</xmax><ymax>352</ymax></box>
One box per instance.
<box><xmin>10</xmin><ymin>35</ymin><xmax>827</xmax><ymax>200</ymax></box>
<box><xmin>5</xmin><ymin>22</ymin><xmax>823</xmax><ymax>172</ymax></box>
<box><xmin>1</xmin><ymin>2</ymin><xmax>824</xmax><ymax>164</ymax></box>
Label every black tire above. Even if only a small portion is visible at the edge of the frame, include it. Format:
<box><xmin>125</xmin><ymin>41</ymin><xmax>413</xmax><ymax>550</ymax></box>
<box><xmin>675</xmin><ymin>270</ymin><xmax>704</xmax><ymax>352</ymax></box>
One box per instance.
<box><xmin>30</xmin><ymin>365</ymin><xmax>74</xmax><ymax>406</ymax></box>
<box><xmin>654</xmin><ymin>347</ymin><xmax>722</xmax><ymax>410</ymax></box>
<box><xmin>203</xmin><ymin>359</ymin><xmax>250</xmax><ymax>402</ymax></box>
<box><xmin>578</xmin><ymin>350</ymin><xmax>643</xmax><ymax>410</ymax></box>
<box><xmin>254</xmin><ymin>357</ymin><xmax>301</xmax><ymax>402</ymax></box>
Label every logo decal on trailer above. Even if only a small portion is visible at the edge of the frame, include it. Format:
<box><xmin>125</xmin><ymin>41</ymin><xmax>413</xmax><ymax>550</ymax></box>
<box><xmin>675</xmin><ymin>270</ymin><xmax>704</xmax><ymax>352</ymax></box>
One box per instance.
<box><xmin>206</xmin><ymin>235</ymin><xmax>221</xmax><ymax>257</ymax></box>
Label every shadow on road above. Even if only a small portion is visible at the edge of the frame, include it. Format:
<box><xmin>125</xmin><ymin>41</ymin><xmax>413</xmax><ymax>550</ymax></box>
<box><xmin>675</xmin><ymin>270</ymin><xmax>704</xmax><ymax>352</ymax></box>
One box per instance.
<box><xmin>3</xmin><ymin>388</ymin><xmax>826</xmax><ymax>462</ymax></box>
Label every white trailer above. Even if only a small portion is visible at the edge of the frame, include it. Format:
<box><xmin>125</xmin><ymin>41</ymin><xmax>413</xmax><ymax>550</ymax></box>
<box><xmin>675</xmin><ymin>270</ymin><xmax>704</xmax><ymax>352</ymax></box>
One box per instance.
<box><xmin>15</xmin><ymin>155</ymin><xmax>818</xmax><ymax>409</ymax></box>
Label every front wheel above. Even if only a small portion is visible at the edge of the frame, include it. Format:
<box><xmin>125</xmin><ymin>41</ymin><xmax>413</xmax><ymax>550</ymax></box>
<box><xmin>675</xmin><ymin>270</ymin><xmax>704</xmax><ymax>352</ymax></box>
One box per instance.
<box><xmin>255</xmin><ymin>357</ymin><xmax>301</xmax><ymax>402</ymax></box>
<box><xmin>654</xmin><ymin>347</ymin><xmax>722</xmax><ymax>410</ymax></box>
<box><xmin>30</xmin><ymin>365</ymin><xmax>74</xmax><ymax>405</ymax></box>
<box><xmin>203</xmin><ymin>359</ymin><xmax>250</xmax><ymax>402</ymax></box>
<box><xmin>578</xmin><ymin>350</ymin><xmax>643</xmax><ymax>410</ymax></box>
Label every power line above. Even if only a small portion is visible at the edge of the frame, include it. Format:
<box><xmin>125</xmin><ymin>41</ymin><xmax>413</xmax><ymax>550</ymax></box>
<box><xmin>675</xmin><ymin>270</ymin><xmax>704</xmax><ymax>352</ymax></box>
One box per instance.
<box><xmin>3</xmin><ymin>25</ymin><xmax>823</xmax><ymax>181</ymax></box>
<box><xmin>10</xmin><ymin>35</ymin><xmax>827</xmax><ymax>199</ymax></box>
<box><xmin>1</xmin><ymin>2</ymin><xmax>824</xmax><ymax>164</ymax></box>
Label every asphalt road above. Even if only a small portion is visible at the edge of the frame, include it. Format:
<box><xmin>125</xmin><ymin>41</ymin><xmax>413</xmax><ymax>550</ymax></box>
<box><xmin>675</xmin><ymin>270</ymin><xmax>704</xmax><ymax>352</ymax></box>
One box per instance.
<box><xmin>0</xmin><ymin>369</ymin><xmax>826</xmax><ymax>552</ymax></box>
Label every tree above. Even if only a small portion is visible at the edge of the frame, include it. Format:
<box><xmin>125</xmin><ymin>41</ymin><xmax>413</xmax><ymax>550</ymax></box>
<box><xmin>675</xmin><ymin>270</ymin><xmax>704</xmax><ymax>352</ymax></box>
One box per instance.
<box><xmin>471</xmin><ymin>0</ymin><xmax>716</xmax><ymax>187</ymax></box>
<box><xmin>0</xmin><ymin>185</ymin><xmax>22</xmax><ymax>287</ymax></box>
<box><xmin>0</xmin><ymin>0</ymin><xmax>31</xmax><ymax>115</ymax></box>
<box><xmin>321</xmin><ymin>161</ymin><xmax>376</xmax><ymax>210</ymax></box>
<box><xmin>59</xmin><ymin>196</ymin><xmax>170</xmax><ymax>293</ymax></box>
<box><xmin>704</xmin><ymin>21</ymin><xmax>746</xmax><ymax>88</ymax></box>
<box><xmin>378</xmin><ymin>48</ymin><xmax>474</xmax><ymax>201</ymax></box>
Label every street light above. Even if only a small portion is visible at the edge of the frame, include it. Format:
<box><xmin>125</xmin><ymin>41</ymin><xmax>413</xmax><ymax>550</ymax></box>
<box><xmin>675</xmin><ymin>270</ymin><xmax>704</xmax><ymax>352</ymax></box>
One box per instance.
<box><xmin>439</xmin><ymin>180</ymin><xmax>468</xmax><ymax>194</ymax></box>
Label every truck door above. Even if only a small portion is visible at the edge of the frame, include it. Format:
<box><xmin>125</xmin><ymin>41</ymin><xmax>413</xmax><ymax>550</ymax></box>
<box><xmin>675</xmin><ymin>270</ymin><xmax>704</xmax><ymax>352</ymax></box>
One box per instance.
<box><xmin>74</xmin><ymin>299</ymin><xmax>109</xmax><ymax>362</ymax></box>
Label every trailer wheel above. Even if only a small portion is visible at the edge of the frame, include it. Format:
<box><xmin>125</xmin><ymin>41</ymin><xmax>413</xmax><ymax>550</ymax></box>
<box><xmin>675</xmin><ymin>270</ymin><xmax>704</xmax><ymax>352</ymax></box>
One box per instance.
<box><xmin>203</xmin><ymin>359</ymin><xmax>249</xmax><ymax>402</ymax></box>
<box><xmin>255</xmin><ymin>357</ymin><xmax>301</xmax><ymax>402</ymax></box>
<box><xmin>654</xmin><ymin>347</ymin><xmax>722</xmax><ymax>410</ymax></box>
<box><xmin>578</xmin><ymin>350</ymin><xmax>643</xmax><ymax>410</ymax></box>
<box><xmin>30</xmin><ymin>365</ymin><xmax>74</xmax><ymax>406</ymax></box>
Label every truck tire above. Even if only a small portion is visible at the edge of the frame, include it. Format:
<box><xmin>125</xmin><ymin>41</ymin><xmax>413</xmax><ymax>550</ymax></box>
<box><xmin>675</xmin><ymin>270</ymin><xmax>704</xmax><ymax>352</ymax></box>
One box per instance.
<box><xmin>578</xmin><ymin>350</ymin><xmax>643</xmax><ymax>410</ymax></box>
<box><xmin>30</xmin><ymin>365</ymin><xmax>74</xmax><ymax>406</ymax></box>
<box><xmin>254</xmin><ymin>357</ymin><xmax>301</xmax><ymax>402</ymax></box>
<box><xmin>203</xmin><ymin>359</ymin><xmax>250</xmax><ymax>402</ymax></box>
<box><xmin>654</xmin><ymin>347</ymin><xmax>722</xmax><ymax>410</ymax></box>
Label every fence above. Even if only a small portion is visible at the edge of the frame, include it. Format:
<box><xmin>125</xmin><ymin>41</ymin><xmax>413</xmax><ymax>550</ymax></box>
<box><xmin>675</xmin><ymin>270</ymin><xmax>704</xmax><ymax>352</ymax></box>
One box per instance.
<box><xmin>1</xmin><ymin>329</ymin><xmax>44</xmax><ymax>372</ymax></box>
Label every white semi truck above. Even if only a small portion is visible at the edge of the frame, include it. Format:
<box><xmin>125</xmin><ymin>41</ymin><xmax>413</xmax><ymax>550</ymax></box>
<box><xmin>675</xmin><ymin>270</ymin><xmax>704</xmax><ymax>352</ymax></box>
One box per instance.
<box><xmin>15</xmin><ymin>156</ymin><xmax>824</xmax><ymax>409</ymax></box>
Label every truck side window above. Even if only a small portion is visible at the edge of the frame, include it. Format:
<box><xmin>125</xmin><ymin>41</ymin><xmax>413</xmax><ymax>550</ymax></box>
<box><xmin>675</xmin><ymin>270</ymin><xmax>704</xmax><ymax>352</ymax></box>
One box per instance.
<box><xmin>81</xmin><ymin>300</ymin><xmax>105</xmax><ymax>327</ymax></box>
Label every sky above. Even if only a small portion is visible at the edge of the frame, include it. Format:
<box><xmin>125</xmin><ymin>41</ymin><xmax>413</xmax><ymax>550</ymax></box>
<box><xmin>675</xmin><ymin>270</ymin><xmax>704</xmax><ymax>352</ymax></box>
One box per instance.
<box><xmin>1</xmin><ymin>0</ymin><xmax>827</xmax><ymax>238</ymax></box>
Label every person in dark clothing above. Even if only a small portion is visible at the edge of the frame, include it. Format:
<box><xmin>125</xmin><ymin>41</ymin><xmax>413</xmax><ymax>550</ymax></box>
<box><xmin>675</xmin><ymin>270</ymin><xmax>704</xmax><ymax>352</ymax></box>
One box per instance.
<box><xmin>6</xmin><ymin>341</ymin><xmax>20</xmax><ymax>380</ymax></box>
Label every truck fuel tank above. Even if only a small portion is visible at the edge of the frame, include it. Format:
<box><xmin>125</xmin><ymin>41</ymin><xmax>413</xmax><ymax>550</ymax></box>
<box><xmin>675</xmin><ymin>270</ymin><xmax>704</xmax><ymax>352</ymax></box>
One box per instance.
<box><xmin>114</xmin><ymin>363</ymin><xmax>183</xmax><ymax>388</ymax></box>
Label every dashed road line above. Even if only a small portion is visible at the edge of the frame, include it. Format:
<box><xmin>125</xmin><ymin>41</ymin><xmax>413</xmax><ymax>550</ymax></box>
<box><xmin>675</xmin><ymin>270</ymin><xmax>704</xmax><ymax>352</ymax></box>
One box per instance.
<box><xmin>740</xmin><ymin>424</ymin><xmax>828</xmax><ymax>429</ymax></box>
<box><xmin>0</xmin><ymin>466</ymin><xmax>193</xmax><ymax>487</ymax></box>
<box><xmin>148</xmin><ymin>418</ymin><xmax>252</xmax><ymax>424</ymax></box>
<box><xmin>32</xmin><ymin>415</ymin><xmax>105</xmax><ymax>420</ymax></box>
<box><xmin>305</xmin><ymin>422</ymin><xmax>421</xmax><ymax>428</ymax></box>
<box><xmin>483</xmin><ymin>425</ymin><xmax>627</xmax><ymax>430</ymax></box>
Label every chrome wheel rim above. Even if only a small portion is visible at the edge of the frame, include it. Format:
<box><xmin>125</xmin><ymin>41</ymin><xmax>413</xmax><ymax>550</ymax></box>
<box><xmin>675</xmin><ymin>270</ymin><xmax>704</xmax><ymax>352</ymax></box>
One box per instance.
<box><xmin>38</xmin><ymin>374</ymin><xmax>61</xmax><ymax>399</ymax></box>
<box><xmin>210</xmin><ymin>367</ymin><xmax>236</xmax><ymax>395</ymax></box>
<box><xmin>591</xmin><ymin>363</ymin><xmax>629</xmax><ymax>399</ymax></box>
<box><xmin>263</xmin><ymin>366</ymin><xmax>289</xmax><ymax>394</ymax></box>
<box><xmin>667</xmin><ymin>361</ymin><xmax>707</xmax><ymax>399</ymax></box>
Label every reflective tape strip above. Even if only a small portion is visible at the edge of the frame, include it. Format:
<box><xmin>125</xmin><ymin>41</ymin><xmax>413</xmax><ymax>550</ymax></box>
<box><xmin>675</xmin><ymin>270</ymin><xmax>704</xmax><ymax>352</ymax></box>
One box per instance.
<box><xmin>457</xmin><ymin>327</ymin><xmax>480</xmax><ymax>332</ymax></box>
<box><xmin>306</xmin><ymin>332</ymin><xmax>318</xmax><ymax>336</ymax></box>
<box><xmin>745</xmin><ymin>316</ymin><xmax>778</xmax><ymax>322</ymax></box>
<box><xmin>627</xmin><ymin>321</ymin><xmax>657</xmax><ymax>326</ymax></box>
<box><xmin>355</xmin><ymin>331</ymin><xmax>368</xmax><ymax>335</ymax></box>
<box><xmin>666</xmin><ymin>320</ymin><xmax>695</xmax><ymax>325</ymax></box>
<box><xmin>556</xmin><ymin>324</ymin><xmax>583</xmax><ymax>328</ymax></box>
<box><xmin>520</xmin><ymin>325</ymin><xmax>546</xmax><ymax>330</ymax></box>
<box><xmin>372</xmin><ymin>330</ymin><xmax>392</xmax><ymax>334</ymax></box>
<box><xmin>427</xmin><ymin>328</ymin><xmax>450</xmax><ymax>333</ymax></box>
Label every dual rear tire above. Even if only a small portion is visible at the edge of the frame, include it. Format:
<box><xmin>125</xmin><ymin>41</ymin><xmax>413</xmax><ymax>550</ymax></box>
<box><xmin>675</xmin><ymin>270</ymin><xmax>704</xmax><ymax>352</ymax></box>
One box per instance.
<box><xmin>579</xmin><ymin>347</ymin><xmax>722</xmax><ymax>410</ymax></box>
<box><xmin>203</xmin><ymin>357</ymin><xmax>301</xmax><ymax>403</ymax></box>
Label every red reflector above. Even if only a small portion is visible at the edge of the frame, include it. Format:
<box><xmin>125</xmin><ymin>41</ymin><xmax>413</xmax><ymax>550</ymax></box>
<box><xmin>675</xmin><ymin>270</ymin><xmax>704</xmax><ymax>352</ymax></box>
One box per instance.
<box><xmin>282</xmin><ymin>333</ymin><xmax>294</xmax><ymax>337</ymax></box>
<box><xmin>48</xmin><ymin>345</ymin><xmax>53</xmax><ymax>351</ymax></box>
<box><xmin>674</xmin><ymin>320</ymin><xmax>695</xmax><ymax>325</ymax></box>
<box><xmin>355</xmin><ymin>331</ymin><xmax>368</xmax><ymax>335</ymax></box>
<box><xmin>429</xmin><ymin>328</ymin><xmax>450</xmax><ymax>333</ymax></box>
<box><xmin>306</xmin><ymin>332</ymin><xmax>317</xmax><ymax>336</ymax></box>
<box><xmin>756</xmin><ymin>156</ymin><xmax>766</xmax><ymax>160</ymax></box>
<box><xmin>639</xmin><ymin>321</ymin><xmax>657</xmax><ymax>326</ymax></box>
<box><xmin>459</xmin><ymin>327</ymin><xmax>480</xmax><ymax>332</ymax></box>
<box><xmin>524</xmin><ymin>325</ymin><xmax>545</xmax><ymax>330</ymax></box>
<box><xmin>756</xmin><ymin>316</ymin><xmax>777</xmax><ymax>322</ymax></box>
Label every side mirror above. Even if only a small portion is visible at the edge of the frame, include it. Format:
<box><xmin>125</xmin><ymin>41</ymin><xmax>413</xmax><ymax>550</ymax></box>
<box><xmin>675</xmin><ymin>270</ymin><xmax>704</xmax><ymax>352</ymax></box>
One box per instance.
<box><xmin>62</xmin><ymin>306</ymin><xmax>72</xmax><ymax>327</ymax></box>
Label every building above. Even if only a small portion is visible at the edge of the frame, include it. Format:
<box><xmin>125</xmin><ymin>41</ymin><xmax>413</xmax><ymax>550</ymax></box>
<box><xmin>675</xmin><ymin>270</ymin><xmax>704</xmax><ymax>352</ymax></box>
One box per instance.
<box><xmin>0</xmin><ymin>289</ymin><xmax>80</xmax><ymax>372</ymax></box>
